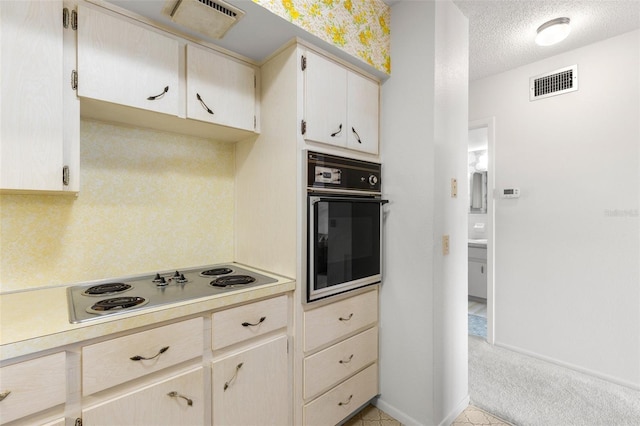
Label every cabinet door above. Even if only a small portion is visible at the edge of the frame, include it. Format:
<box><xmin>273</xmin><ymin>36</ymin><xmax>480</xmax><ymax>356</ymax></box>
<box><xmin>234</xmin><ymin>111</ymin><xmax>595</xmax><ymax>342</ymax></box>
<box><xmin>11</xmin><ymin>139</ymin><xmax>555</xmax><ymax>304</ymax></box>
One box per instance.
<box><xmin>347</xmin><ymin>71</ymin><xmax>379</xmax><ymax>154</ymax></box>
<box><xmin>468</xmin><ymin>260</ymin><xmax>487</xmax><ymax>299</ymax></box>
<box><xmin>77</xmin><ymin>5</ymin><xmax>179</xmax><ymax>116</ymax></box>
<box><xmin>303</xmin><ymin>50</ymin><xmax>347</xmax><ymax>148</ymax></box>
<box><xmin>186</xmin><ymin>44</ymin><xmax>256</xmax><ymax>131</ymax></box>
<box><xmin>0</xmin><ymin>352</ymin><xmax>66</xmax><ymax>424</ymax></box>
<box><xmin>0</xmin><ymin>1</ymin><xmax>64</xmax><ymax>191</ymax></box>
<box><xmin>212</xmin><ymin>336</ymin><xmax>288</xmax><ymax>425</ymax></box>
<box><xmin>82</xmin><ymin>367</ymin><xmax>203</xmax><ymax>426</ymax></box>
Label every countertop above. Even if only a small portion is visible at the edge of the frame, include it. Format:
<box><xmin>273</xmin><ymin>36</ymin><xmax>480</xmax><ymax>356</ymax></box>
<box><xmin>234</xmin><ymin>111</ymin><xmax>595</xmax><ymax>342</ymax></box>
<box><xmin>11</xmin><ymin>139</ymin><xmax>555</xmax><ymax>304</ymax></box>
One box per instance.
<box><xmin>0</xmin><ymin>266</ymin><xmax>295</xmax><ymax>361</ymax></box>
<box><xmin>468</xmin><ymin>239</ymin><xmax>488</xmax><ymax>248</ymax></box>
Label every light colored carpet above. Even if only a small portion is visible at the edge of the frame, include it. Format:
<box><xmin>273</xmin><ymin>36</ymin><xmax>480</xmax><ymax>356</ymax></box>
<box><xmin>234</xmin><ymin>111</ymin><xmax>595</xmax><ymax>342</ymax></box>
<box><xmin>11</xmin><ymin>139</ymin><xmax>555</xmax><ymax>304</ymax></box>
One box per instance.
<box><xmin>469</xmin><ymin>336</ymin><xmax>640</xmax><ymax>425</ymax></box>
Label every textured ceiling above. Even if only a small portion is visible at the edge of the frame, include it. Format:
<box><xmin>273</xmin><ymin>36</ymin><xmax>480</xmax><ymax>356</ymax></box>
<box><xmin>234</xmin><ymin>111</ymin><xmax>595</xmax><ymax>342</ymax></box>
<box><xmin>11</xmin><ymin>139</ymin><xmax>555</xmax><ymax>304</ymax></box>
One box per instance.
<box><xmin>452</xmin><ymin>0</ymin><xmax>640</xmax><ymax>81</ymax></box>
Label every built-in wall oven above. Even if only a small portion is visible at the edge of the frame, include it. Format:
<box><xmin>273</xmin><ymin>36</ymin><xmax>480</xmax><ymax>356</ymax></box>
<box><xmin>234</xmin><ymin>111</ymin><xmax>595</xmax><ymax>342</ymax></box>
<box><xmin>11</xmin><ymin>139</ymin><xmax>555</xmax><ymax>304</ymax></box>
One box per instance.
<box><xmin>306</xmin><ymin>151</ymin><xmax>387</xmax><ymax>302</ymax></box>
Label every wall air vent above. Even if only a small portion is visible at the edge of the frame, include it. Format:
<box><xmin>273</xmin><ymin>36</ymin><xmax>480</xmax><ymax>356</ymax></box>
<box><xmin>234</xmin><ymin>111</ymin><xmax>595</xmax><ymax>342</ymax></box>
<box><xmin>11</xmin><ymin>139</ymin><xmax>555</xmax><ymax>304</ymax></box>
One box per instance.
<box><xmin>529</xmin><ymin>65</ymin><xmax>578</xmax><ymax>101</ymax></box>
<box><xmin>165</xmin><ymin>0</ymin><xmax>245</xmax><ymax>39</ymax></box>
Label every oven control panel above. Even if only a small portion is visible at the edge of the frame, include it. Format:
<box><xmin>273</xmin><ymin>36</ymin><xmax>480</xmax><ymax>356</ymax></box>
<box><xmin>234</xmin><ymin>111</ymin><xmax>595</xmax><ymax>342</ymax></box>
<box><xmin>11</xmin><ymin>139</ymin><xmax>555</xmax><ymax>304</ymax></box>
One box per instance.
<box><xmin>307</xmin><ymin>151</ymin><xmax>381</xmax><ymax>193</ymax></box>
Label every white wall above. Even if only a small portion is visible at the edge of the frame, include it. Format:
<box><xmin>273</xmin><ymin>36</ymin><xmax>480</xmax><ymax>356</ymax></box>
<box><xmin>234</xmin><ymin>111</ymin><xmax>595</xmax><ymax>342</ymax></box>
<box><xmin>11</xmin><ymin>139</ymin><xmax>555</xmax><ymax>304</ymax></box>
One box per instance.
<box><xmin>378</xmin><ymin>1</ymin><xmax>469</xmax><ymax>424</ymax></box>
<box><xmin>470</xmin><ymin>30</ymin><xmax>640</xmax><ymax>388</ymax></box>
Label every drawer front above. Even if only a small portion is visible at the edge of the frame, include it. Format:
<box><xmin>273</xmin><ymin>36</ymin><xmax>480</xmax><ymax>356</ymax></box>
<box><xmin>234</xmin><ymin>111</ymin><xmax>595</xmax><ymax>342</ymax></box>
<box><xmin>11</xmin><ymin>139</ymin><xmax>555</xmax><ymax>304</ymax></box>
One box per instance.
<box><xmin>212</xmin><ymin>295</ymin><xmax>288</xmax><ymax>350</ymax></box>
<box><xmin>82</xmin><ymin>367</ymin><xmax>203</xmax><ymax>426</ymax></box>
<box><xmin>304</xmin><ymin>290</ymin><xmax>378</xmax><ymax>352</ymax></box>
<box><xmin>468</xmin><ymin>246</ymin><xmax>487</xmax><ymax>261</ymax></box>
<box><xmin>0</xmin><ymin>352</ymin><xmax>66</xmax><ymax>424</ymax></box>
<box><xmin>304</xmin><ymin>326</ymin><xmax>378</xmax><ymax>400</ymax></box>
<box><xmin>303</xmin><ymin>363</ymin><xmax>378</xmax><ymax>426</ymax></box>
<box><xmin>82</xmin><ymin>317</ymin><xmax>203</xmax><ymax>396</ymax></box>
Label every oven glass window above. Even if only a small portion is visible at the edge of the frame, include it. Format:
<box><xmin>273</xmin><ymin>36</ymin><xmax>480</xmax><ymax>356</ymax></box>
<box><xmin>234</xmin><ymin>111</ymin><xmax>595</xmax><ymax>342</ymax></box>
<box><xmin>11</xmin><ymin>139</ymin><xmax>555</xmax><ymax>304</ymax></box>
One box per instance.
<box><xmin>313</xmin><ymin>199</ymin><xmax>381</xmax><ymax>290</ymax></box>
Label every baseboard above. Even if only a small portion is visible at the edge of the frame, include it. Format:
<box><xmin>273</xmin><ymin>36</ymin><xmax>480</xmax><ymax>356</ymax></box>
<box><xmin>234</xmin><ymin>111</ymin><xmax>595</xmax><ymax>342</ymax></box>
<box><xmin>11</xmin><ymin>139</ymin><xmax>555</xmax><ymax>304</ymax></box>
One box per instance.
<box><xmin>438</xmin><ymin>395</ymin><xmax>470</xmax><ymax>426</ymax></box>
<box><xmin>494</xmin><ymin>340</ymin><xmax>640</xmax><ymax>391</ymax></box>
<box><xmin>374</xmin><ymin>395</ymin><xmax>470</xmax><ymax>426</ymax></box>
<box><xmin>374</xmin><ymin>398</ymin><xmax>424</xmax><ymax>426</ymax></box>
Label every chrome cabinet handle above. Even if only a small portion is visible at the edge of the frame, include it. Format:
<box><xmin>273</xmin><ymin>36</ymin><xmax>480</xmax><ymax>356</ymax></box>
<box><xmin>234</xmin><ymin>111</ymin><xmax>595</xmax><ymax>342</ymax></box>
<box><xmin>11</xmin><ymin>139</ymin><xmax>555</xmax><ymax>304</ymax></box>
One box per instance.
<box><xmin>147</xmin><ymin>86</ymin><xmax>169</xmax><ymax>100</ymax></box>
<box><xmin>242</xmin><ymin>316</ymin><xmax>266</xmax><ymax>327</ymax></box>
<box><xmin>331</xmin><ymin>123</ymin><xmax>343</xmax><ymax>137</ymax></box>
<box><xmin>338</xmin><ymin>394</ymin><xmax>353</xmax><ymax>406</ymax></box>
<box><xmin>339</xmin><ymin>354</ymin><xmax>354</xmax><ymax>364</ymax></box>
<box><xmin>352</xmin><ymin>127</ymin><xmax>362</xmax><ymax>144</ymax></box>
<box><xmin>0</xmin><ymin>390</ymin><xmax>11</xmax><ymax>402</ymax></box>
<box><xmin>339</xmin><ymin>313</ymin><xmax>353</xmax><ymax>321</ymax></box>
<box><xmin>196</xmin><ymin>93</ymin><xmax>214</xmax><ymax>115</ymax></box>
<box><xmin>223</xmin><ymin>362</ymin><xmax>243</xmax><ymax>391</ymax></box>
<box><xmin>167</xmin><ymin>391</ymin><xmax>193</xmax><ymax>406</ymax></box>
<box><xmin>130</xmin><ymin>346</ymin><xmax>169</xmax><ymax>361</ymax></box>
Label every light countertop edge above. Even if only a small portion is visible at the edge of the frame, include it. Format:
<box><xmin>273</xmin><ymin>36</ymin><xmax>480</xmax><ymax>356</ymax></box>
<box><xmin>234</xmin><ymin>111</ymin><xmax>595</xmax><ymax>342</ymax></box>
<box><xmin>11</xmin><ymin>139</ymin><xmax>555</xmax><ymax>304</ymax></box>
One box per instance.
<box><xmin>1</xmin><ymin>276</ymin><xmax>295</xmax><ymax>362</ymax></box>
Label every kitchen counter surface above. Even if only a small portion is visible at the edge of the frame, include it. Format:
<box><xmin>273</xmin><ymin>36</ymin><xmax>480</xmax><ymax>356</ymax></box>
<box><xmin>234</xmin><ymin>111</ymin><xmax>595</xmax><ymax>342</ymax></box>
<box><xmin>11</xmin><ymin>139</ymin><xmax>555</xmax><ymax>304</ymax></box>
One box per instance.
<box><xmin>0</xmin><ymin>266</ymin><xmax>295</xmax><ymax>361</ymax></box>
<box><xmin>468</xmin><ymin>239</ymin><xmax>488</xmax><ymax>248</ymax></box>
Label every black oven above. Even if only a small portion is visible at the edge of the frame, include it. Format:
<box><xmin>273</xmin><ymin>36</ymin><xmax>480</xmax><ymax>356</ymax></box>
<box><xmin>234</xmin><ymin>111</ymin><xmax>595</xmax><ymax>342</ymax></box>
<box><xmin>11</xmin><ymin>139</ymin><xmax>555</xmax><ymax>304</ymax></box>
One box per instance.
<box><xmin>306</xmin><ymin>151</ymin><xmax>387</xmax><ymax>302</ymax></box>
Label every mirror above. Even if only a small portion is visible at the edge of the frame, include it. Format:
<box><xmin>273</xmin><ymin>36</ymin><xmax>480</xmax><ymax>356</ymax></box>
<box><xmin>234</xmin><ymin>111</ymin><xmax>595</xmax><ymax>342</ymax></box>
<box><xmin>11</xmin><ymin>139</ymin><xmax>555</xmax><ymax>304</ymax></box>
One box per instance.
<box><xmin>468</xmin><ymin>148</ymin><xmax>488</xmax><ymax>214</ymax></box>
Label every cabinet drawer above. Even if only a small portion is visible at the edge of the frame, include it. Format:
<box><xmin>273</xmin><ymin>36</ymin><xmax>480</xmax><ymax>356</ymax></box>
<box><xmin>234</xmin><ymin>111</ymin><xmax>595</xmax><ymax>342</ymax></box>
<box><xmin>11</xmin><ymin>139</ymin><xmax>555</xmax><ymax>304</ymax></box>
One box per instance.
<box><xmin>82</xmin><ymin>317</ymin><xmax>203</xmax><ymax>396</ymax></box>
<box><xmin>304</xmin><ymin>290</ymin><xmax>378</xmax><ymax>352</ymax></box>
<box><xmin>304</xmin><ymin>326</ymin><xmax>378</xmax><ymax>400</ymax></box>
<box><xmin>212</xmin><ymin>295</ymin><xmax>288</xmax><ymax>350</ymax></box>
<box><xmin>468</xmin><ymin>246</ymin><xmax>487</xmax><ymax>261</ymax></box>
<box><xmin>0</xmin><ymin>352</ymin><xmax>66</xmax><ymax>424</ymax></box>
<box><xmin>303</xmin><ymin>363</ymin><xmax>378</xmax><ymax>426</ymax></box>
<box><xmin>82</xmin><ymin>367</ymin><xmax>203</xmax><ymax>426</ymax></box>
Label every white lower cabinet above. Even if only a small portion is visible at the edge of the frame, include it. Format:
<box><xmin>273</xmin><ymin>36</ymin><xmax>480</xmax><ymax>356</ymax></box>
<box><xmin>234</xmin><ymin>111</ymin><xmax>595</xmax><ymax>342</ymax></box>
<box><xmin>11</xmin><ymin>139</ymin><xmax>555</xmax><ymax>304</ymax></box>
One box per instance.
<box><xmin>82</xmin><ymin>367</ymin><xmax>204</xmax><ymax>426</ymax></box>
<box><xmin>0</xmin><ymin>352</ymin><xmax>66</xmax><ymax>425</ymax></box>
<box><xmin>301</xmin><ymin>289</ymin><xmax>379</xmax><ymax>425</ymax></box>
<box><xmin>212</xmin><ymin>335</ymin><xmax>289</xmax><ymax>425</ymax></box>
<box><xmin>303</xmin><ymin>363</ymin><xmax>378</xmax><ymax>426</ymax></box>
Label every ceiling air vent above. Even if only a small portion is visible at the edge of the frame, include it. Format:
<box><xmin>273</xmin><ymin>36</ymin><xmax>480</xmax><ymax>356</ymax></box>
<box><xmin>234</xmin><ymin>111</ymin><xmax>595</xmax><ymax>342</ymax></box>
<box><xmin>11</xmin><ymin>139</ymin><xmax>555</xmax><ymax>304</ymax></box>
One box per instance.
<box><xmin>165</xmin><ymin>0</ymin><xmax>245</xmax><ymax>39</ymax></box>
<box><xmin>529</xmin><ymin>65</ymin><xmax>578</xmax><ymax>101</ymax></box>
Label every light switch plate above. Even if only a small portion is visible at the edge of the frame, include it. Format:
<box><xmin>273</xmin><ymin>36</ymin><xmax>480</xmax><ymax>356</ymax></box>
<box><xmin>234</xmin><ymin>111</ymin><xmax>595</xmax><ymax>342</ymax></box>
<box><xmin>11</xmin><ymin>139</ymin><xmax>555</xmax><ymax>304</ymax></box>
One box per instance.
<box><xmin>451</xmin><ymin>178</ymin><xmax>458</xmax><ymax>198</ymax></box>
<box><xmin>442</xmin><ymin>235</ymin><xmax>450</xmax><ymax>255</ymax></box>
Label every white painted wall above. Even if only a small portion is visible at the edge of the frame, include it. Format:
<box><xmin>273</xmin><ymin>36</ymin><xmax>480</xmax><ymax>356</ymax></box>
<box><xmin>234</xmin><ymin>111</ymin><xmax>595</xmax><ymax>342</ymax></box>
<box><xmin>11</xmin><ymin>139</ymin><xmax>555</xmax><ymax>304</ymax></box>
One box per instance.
<box><xmin>378</xmin><ymin>1</ymin><xmax>469</xmax><ymax>424</ymax></box>
<box><xmin>469</xmin><ymin>30</ymin><xmax>640</xmax><ymax>388</ymax></box>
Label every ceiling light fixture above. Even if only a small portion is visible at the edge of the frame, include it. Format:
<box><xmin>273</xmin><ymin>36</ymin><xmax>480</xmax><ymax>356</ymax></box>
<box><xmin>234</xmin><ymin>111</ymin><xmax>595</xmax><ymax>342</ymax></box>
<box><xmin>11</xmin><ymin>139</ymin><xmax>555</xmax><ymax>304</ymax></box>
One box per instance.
<box><xmin>535</xmin><ymin>17</ymin><xmax>571</xmax><ymax>46</ymax></box>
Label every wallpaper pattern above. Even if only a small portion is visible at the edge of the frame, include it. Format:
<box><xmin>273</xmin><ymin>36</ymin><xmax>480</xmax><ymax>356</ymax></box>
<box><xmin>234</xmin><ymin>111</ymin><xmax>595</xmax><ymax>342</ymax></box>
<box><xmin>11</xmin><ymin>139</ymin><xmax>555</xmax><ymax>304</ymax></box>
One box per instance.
<box><xmin>0</xmin><ymin>120</ymin><xmax>235</xmax><ymax>292</ymax></box>
<box><xmin>254</xmin><ymin>0</ymin><xmax>391</xmax><ymax>74</ymax></box>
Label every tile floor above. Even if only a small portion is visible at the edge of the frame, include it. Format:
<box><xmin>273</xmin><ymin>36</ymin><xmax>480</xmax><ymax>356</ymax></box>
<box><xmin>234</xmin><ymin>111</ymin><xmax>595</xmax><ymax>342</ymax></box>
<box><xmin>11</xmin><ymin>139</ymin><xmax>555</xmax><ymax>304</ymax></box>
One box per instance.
<box><xmin>343</xmin><ymin>404</ymin><xmax>510</xmax><ymax>426</ymax></box>
<box><xmin>468</xmin><ymin>299</ymin><xmax>487</xmax><ymax>317</ymax></box>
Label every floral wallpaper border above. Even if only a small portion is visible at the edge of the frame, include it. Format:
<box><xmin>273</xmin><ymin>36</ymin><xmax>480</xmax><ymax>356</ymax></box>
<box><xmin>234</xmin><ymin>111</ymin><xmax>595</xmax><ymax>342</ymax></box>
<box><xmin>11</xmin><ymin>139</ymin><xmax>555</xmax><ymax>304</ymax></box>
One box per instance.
<box><xmin>253</xmin><ymin>0</ymin><xmax>391</xmax><ymax>74</ymax></box>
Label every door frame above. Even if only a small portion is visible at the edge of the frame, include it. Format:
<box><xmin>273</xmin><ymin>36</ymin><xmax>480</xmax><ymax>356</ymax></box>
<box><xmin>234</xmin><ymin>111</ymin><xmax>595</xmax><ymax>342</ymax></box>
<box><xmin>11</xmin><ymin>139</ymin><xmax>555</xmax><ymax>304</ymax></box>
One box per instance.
<box><xmin>469</xmin><ymin>117</ymin><xmax>495</xmax><ymax>344</ymax></box>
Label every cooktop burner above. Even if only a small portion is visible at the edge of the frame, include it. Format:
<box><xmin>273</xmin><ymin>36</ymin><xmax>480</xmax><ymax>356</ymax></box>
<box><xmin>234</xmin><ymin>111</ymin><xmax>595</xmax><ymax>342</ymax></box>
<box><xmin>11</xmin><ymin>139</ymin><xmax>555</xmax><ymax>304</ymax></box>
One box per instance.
<box><xmin>87</xmin><ymin>296</ymin><xmax>148</xmax><ymax>314</ymax></box>
<box><xmin>82</xmin><ymin>282</ymin><xmax>132</xmax><ymax>296</ymax></box>
<box><xmin>200</xmin><ymin>267</ymin><xmax>233</xmax><ymax>276</ymax></box>
<box><xmin>67</xmin><ymin>264</ymin><xmax>280</xmax><ymax>323</ymax></box>
<box><xmin>210</xmin><ymin>275</ymin><xmax>256</xmax><ymax>287</ymax></box>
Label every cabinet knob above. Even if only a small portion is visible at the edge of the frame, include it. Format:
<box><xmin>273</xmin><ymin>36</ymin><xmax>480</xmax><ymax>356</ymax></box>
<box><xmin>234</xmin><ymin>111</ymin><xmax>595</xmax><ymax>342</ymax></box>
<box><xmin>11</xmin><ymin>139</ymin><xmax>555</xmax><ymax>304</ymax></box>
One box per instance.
<box><xmin>147</xmin><ymin>86</ymin><xmax>169</xmax><ymax>101</ymax></box>
<box><xmin>338</xmin><ymin>313</ymin><xmax>353</xmax><ymax>322</ymax></box>
<box><xmin>330</xmin><ymin>123</ymin><xmax>343</xmax><ymax>137</ymax></box>
<box><xmin>352</xmin><ymin>127</ymin><xmax>362</xmax><ymax>144</ymax></box>
<box><xmin>196</xmin><ymin>93</ymin><xmax>214</xmax><ymax>115</ymax></box>
<box><xmin>0</xmin><ymin>390</ymin><xmax>11</xmax><ymax>402</ymax></box>
<box><xmin>223</xmin><ymin>362</ymin><xmax>244</xmax><ymax>391</ymax></box>
<box><xmin>130</xmin><ymin>346</ymin><xmax>169</xmax><ymax>361</ymax></box>
<box><xmin>242</xmin><ymin>316</ymin><xmax>266</xmax><ymax>327</ymax></box>
<box><xmin>167</xmin><ymin>391</ymin><xmax>193</xmax><ymax>406</ymax></box>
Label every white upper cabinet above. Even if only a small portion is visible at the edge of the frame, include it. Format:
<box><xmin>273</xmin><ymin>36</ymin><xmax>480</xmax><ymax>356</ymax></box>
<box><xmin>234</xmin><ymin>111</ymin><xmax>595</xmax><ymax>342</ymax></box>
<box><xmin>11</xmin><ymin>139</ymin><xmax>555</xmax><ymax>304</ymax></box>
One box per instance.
<box><xmin>346</xmin><ymin>71</ymin><xmax>379</xmax><ymax>154</ymax></box>
<box><xmin>0</xmin><ymin>0</ymin><xmax>79</xmax><ymax>193</ymax></box>
<box><xmin>303</xmin><ymin>50</ymin><xmax>379</xmax><ymax>155</ymax></box>
<box><xmin>303</xmin><ymin>50</ymin><xmax>348</xmax><ymax>148</ymax></box>
<box><xmin>77</xmin><ymin>5</ymin><xmax>180</xmax><ymax>116</ymax></box>
<box><xmin>186</xmin><ymin>44</ymin><xmax>256</xmax><ymax>131</ymax></box>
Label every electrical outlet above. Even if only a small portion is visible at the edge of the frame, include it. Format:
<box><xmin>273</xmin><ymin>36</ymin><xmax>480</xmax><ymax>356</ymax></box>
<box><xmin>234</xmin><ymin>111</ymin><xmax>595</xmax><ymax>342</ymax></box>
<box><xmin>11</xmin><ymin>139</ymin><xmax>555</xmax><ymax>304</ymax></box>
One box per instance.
<box><xmin>442</xmin><ymin>235</ymin><xmax>450</xmax><ymax>255</ymax></box>
<box><xmin>451</xmin><ymin>178</ymin><xmax>458</xmax><ymax>198</ymax></box>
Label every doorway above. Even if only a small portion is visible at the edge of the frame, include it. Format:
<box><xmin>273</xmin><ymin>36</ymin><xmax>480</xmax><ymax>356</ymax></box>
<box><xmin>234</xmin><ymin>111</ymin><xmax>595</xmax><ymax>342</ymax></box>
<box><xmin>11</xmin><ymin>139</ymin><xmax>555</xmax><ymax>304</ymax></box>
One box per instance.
<box><xmin>467</xmin><ymin>117</ymin><xmax>495</xmax><ymax>344</ymax></box>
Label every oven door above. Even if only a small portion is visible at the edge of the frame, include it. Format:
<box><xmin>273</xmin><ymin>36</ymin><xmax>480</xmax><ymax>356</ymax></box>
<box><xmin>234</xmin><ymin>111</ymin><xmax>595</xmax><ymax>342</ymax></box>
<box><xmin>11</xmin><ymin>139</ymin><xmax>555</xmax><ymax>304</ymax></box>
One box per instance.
<box><xmin>308</xmin><ymin>195</ymin><xmax>386</xmax><ymax>302</ymax></box>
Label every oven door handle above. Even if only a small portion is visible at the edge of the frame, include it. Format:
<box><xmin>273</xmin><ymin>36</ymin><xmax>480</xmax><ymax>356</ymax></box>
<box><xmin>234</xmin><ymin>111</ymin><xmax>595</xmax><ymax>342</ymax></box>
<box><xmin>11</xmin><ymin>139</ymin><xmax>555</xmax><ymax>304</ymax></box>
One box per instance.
<box><xmin>310</xmin><ymin>197</ymin><xmax>389</xmax><ymax>205</ymax></box>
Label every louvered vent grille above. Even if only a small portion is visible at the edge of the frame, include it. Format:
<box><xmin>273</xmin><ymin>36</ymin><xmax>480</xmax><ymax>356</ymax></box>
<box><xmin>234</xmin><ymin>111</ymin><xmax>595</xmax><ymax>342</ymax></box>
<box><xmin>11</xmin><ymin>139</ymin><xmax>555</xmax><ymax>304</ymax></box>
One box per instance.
<box><xmin>197</xmin><ymin>0</ymin><xmax>237</xmax><ymax>18</ymax></box>
<box><xmin>530</xmin><ymin>65</ymin><xmax>578</xmax><ymax>101</ymax></box>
